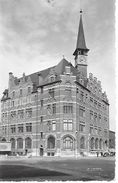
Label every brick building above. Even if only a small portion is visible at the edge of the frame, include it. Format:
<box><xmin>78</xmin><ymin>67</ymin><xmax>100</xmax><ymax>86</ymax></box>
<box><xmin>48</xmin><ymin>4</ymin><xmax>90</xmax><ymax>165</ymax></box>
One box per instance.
<box><xmin>0</xmin><ymin>11</ymin><xmax>109</xmax><ymax>156</ymax></box>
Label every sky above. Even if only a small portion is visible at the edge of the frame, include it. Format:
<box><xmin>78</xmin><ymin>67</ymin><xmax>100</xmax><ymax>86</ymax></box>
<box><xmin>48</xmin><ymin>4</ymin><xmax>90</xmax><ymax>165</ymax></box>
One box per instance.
<box><xmin>0</xmin><ymin>0</ymin><xmax>116</xmax><ymax>131</ymax></box>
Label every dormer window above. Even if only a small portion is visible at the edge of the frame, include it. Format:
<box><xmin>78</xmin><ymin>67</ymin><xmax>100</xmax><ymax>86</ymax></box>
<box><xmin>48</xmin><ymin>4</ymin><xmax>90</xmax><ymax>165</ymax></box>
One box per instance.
<box><xmin>65</xmin><ymin>66</ymin><xmax>71</xmax><ymax>75</ymax></box>
<box><xmin>28</xmin><ymin>87</ymin><xmax>31</xmax><ymax>94</ymax></box>
<box><xmin>50</xmin><ymin>76</ymin><xmax>55</xmax><ymax>82</ymax></box>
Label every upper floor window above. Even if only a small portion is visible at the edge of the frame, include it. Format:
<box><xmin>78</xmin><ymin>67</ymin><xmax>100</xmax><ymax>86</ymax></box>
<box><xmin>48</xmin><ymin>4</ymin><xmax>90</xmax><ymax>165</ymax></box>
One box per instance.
<box><xmin>41</xmin><ymin>87</ymin><xmax>43</xmax><ymax>94</ymax></box>
<box><xmin>52</xmin><ymin>121</ymin><xmax>56</xmax><ymax>131</ymax></box>
<box><xmin>94</xmin><ymin>113</ymin><xmax>97</xmax><ymax>122</ymax></box>
<box><xmin>63</xmin><ymin>119</ymin><xmax>73</xmax><ymax>131</ymax></box>
<box><xmin>52</xmin><ymin>103</ymin><xmax>56</xmax><ymax>114</ymax></box>
<box><xmin>79</xmin><ymin>124</ymin><xmax>85</xmax><ymax>132</ymax></box>
<box><xmin>98</xmin><ymin>102</ymin><xmax>101</xmax><ymax>109</ymax></box>
<box><xmin>20</xmin><ymin>89</ymin><xmax>23</xmax><ymax>97</ymax></box>
<box><xmin>90</xmin><ymin>127</ymin><xmax>93</xmax><ymax>134</ymax></box>
<box><xmin>11</xmin><ymin>101</ymin><xmax>14</xmax><ymax>107</ymax></box>
<box><xmin>18</xmin><ymin>110</ymin><xmax>24</xmax><ymax>119</ymax></box>
<box><xmin>40</xmin><ymin>132</ymin><xmax>43</xmax><ymax>139</ymax></box>
<box><xmin>12</xmin><ymin>91</ymin><xmax>15</xmax><ymax>98</ymax></box>
<box><xmin>40</xmin><ymin>116</ymin><xmax>43</xmax><ymax>123</ymax></box>
<box><xmin>28</xmin><ymin>87</ymin><xmax>31</xmax><ymax>94</ymax></box>
<box><xmin>26</xmin><ymin>108</ymin><xmax>32</xmax><ymax>118</ymax></box>
<box><xmin>79</xmin><ymin>106</ymin><xmax>85</xmax><ymax>117</ymax></box>
<box><xmin>90</xmin><ymin>97</ymin><xmax>93</xmax><ymax>104</ymax></box>
<box><xmin>94</xmin><ymin>100</ymin><xmax>97</xmax><ymax>108</ymax></box>
<box><xmin>11</xmin><ymin>125</ymin><xmax>16</xmax><ymax>133</ymax></box>
<box><xmin>11</xmin><ymin>111</ymin><xmax>16</xmax><ymax>118</ymax></box>
<box><xmin>41</xmin><ymin>99</ymin><xmax>43</xmax><ymax>107</ymax></box>
<box><xmin>26</xmin><ymin>123</ymin><xmax>32</xmax><ymax>132</ymax></box>
<box><xmin>63</xmin><ymin>103</ymin><xmax>73</xmax><ymax>114</ymax></box>
<box><xmin>90</xmin><ymin>110</ymin><xmax>93</xmax><ymax>120</ymax></box>
<box><xmin>18</xmin><ymin>124</ymin><xmax>23</xmax><ymax>133</ymax></box>
<box><xmin>49</xmin><ymin>88</ymin><xmax>55</xmax><ymax>98</ymax></box>
<box><xmin>80</xmin><ymin>91</ymin><xmax>84</xmax><ymax>102</ymax></box>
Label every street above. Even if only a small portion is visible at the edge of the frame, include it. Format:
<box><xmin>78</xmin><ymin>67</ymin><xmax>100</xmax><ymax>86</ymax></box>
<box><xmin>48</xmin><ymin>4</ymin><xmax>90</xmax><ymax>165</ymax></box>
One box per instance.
<box><xmin>0</xmin><ymin>156</ymin><xmax>115</xmax><ymax>181</ymax></box>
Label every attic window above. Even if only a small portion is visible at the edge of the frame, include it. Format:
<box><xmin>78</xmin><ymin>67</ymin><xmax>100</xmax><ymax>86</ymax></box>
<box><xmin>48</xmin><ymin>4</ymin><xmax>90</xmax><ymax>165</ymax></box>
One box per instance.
<box><xmin>50</xmin><ymin>76</ymin><xmax>55</xmax><ymax>82</ymax></box>
<box><xmin>65</xmin><ymin>66</ymin><xmax>71</xmax><ymax>74</ymax></box>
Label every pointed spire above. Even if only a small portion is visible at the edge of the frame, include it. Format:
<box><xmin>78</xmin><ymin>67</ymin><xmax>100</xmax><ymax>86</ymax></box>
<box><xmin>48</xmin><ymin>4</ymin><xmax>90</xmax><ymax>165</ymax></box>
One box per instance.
<box><xmin>73</xmin><ymin>10</ymin><xmax>89</xmax><ymax>56</ymax></box>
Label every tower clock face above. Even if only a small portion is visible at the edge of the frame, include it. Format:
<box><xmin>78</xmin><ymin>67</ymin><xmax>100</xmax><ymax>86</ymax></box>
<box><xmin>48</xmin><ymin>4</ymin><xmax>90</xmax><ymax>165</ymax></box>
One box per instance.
<box><xmin>78</xmin><ymin>55</ymin><xmax>87</xmax><ymax>64</ymax></box>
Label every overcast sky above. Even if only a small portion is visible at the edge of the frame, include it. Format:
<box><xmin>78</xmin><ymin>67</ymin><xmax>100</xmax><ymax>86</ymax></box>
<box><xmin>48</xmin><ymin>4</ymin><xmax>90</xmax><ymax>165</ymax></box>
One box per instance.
<box><xmin>0</xmin><ymin>0</ymin><xmax>115</xmax><ymax>131</ymax></box>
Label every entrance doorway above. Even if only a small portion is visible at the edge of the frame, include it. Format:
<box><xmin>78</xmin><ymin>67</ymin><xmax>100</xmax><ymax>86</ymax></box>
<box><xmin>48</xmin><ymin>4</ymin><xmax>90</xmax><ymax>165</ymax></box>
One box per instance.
<box><xmin>40</xmin><ymin>148</ymin><xmax>44</xmax><ymax>156</ymax></box>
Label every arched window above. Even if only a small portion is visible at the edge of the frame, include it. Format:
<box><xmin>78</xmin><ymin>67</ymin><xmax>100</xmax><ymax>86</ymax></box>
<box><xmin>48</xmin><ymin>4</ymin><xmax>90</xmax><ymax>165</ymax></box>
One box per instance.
<box><xmin>25</xmin><ymin>137</ymin><xmax>32</xmax><ymax>149</ymax></box>
<box><xmin>95</xmin><ymin>138</ymin><xmax>99</xmax><ymax>149</ymax></box>
<box><xmin>80</xmin><ymin>136</ymin><xmax>85</xmax><ymax>149</ymax></box>
<box><xmin>10</xmin><ymin>138</ymin><xmax>15</xmax><ymax>149</ymax></box>
<box><xmin>90</xmin><ymin>137</ymin><xmax>94</xmax><ymax>150</ymax></box>
<box><xmin>1</xmin><ymin>138</ymin><xmax>6</xmax><ymax>142</ymax></box>
<box><xmin>104</xmin><ymin>140</ymin><xmax>108</xmax><ymax>149</ymax></box>
<box><xmin>47</xmin><ymin>136</ymin><xmax>55</xmax><ymax>149</ymax></box>
<box><xmin>99</xmin><ymin>139</ymin><xmax>102</xmax><ymax>149</ymax></box>
<box><xmin>63</xmin><ymin>136</ymin><xmax>74</xmax><ymax>149</ymax></box>
<box><xmin>17</xmin><ymin>138</ymin><xmax>23</xmax><ymax>149</ymax></box>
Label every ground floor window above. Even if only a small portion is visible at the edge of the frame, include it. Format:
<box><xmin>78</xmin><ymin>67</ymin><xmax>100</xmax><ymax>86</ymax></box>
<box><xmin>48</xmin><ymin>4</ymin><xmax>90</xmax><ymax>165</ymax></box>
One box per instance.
<box><xmin>47</xmin><ymin>136</ymin><xmax>55</xmax><ymax>149</ymax></box>
<box><xmin>17</xmin><ymin>138</ymin><xmax>23</xmax><ymax>149</ymax></box>
<box><xmin>90</xmin><ymin>137</ymin><xmax>94</xmax><ymax>150</ymax></box>
<box><xmin>99</xmin><ymin>139</ymin><xmax>102</xmax><ymax>149</ymax></box>
<box><xmin>25</xmin><ymin>137</ymin><xmax>32</xmax><ymax>149</ymax></box>
<box><xmin>95</xmin><ymin>138</ymin><xmax>99</xmax><ymax>149</ymax></box>
<box><xmin>80</xmin><ymin>136</ymin><xmax>85</xmax><ymax>149</ymax></box>
<box><xmin>10</xmin><ymin>138</ymin><xmax>15</xmax><ymax>148</ymax></box>
<box><xmin>63</xmin><ymin>136</ymin><xmax>74</xmax><ymax>149</ymax></box>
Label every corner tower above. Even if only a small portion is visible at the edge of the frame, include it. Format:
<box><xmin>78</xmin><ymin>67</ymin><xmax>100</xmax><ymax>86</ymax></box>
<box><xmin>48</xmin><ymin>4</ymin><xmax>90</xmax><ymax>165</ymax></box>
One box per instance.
<box><xmin>73</xmin><ymin>10</ymin><xmax>89</xmax><ymax>79</ymax></box>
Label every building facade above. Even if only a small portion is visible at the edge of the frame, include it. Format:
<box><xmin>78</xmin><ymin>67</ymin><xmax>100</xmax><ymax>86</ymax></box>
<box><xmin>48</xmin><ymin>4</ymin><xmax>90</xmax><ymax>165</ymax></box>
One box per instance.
<box><xmin>0</xmin><ymin>11</ymin><xmax>109</xmax><ymax>156</ymax></box>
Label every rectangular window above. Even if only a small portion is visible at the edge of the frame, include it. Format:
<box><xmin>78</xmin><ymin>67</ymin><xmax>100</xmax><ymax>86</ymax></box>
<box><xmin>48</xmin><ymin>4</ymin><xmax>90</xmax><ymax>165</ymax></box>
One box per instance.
<box><xmin>41</xmin><ymin>100</ymin><xmax>43</xmax><ymax>107</ymax></box>
<box><xmin>79</xmin><ymin>124</ymin><xmax>85</xmax><ymax>132</ymax></box>
<box><xmin>90</xmin><ymin>110</ymin><xmax>93</xmax><ymax>120</ymax></box>
<box><xmin>41</xmin><ymin>132</ymin><xmax>43</xmax><ymax>139</ymax></box>
<box><xmin>26</xmin><ymin>108</ymin><xmax>32</xmax><ymax>118</ymax></box>
<box><xmin>63</xmin><ymin>119</ymin><xmax>73</xmax><ymax>131</ymax></box>
<box><xmin>98</xmin><ymin>128</ymin><xmax>101</xmax><ymax>135</ymax></box>
<box><xmin>98</xmin><ymin>102</ymin><xmax>101</xmax><ymax>109</ymax></box>
<box><xmin>90</xmin><ymin>127</ymin><xmax>93</xmax><ymax>134</ymax></box>
<box><xmin>52</xmin><ymin>103</ymin><xmax>56</xmax><ymax>114</ymax></box>
<box><xmin>28</xmin><ymin>87</ymin><xmax>31</xmax><ymax>94</ymax></box>
<box><xmin>49</xmin><ymin>88</ymin><xmax>55</xmax><ymax>98</ymax></box>
<box><xmin>94</xmin><ymin>113</ymin><xmax>97</xmax><ymax>122</ymax></box>
<box><xmin>18</xmin><ymin>110</ymin><xmax>24</xmax><ymax>119</ymax></box>
<box><xmin>94</xmin><ymin>100</ymin><xmax>97</xmax><ymax>108</ymax></box>
<box><xmin>94</xmin><ymin>128</ymin><xmax>98</xmax><ymax>135</ymax></box>
<box><xmin>12</xmin><ymin>91</ymin><xmax>15</xmax><ymax>98</ymax></box>
<box><xmin>52</xmin><ymin>121</ymin><xmax>56</xmax><ymax>131</ymax></box>
<box><xmin>80</xmin><ymin>91</ymin><xmax>84</xmax><ymax>102</ymax></box>
<box><xmin>90</xmin><ymin>97</ymin><xmax>93</xmax><ymax>105</ymax></box>
<box><xmin>18</xmin><ymin>124</ymin><xmax>23</xmax><ymax>133</ymax></box>
<box><xmin>79</xmin><ymin>107</ymin><xmax>85</xmax><ymax>117</ymax></box>
<box><xmin>11</xmin><ymin>125</ymin><xmax>16</xmax><ymax>133</ymax></box>
<box><xmin>41</xmin><ymin>116</ymin><xmax>43</xmax><ymax>123</ymax></box>
<box><xmin>98</xmin><ymin>114</ymin><xmax>101</xmax><ymax>122</ymax></box>
<box><xmin>20</xmin><ymin>89</ymin><xmax>22</xmax><ymax>96</ymax></box>
<box><xmin>26</xmin><ymin>123</ymin><xmax>32</xmax><ymax>132</ymax></box>
<box><xmin>41</xmin><ymin>87</ymin><xmax>43</xmax><ymax>93</ymax></box>
<box><xmin>104</xmin><ymin>130</ymin><xmax>107</xmax><ymax>137</ymax></box>
<box><xmin>11</xmin><ymin>111</ymin><xmax>16</xmax><ymax>118</ymax></box>
<box><xmin>63</xmin><ymin>103</ymin><xmax>73</xmax><ymax>114</ymax></box>
<box><xmin>11</xmin><ymin>101</ymin><xmax>14</xmax><ymax>107</ymax></box>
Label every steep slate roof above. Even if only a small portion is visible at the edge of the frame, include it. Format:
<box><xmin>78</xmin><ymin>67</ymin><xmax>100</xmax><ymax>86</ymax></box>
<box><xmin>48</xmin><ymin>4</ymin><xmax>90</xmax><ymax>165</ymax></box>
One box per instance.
<box><xmin>73</xmin><ymin>11</ymin><xmax>89</xmax><ymax>55</ymax></box>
